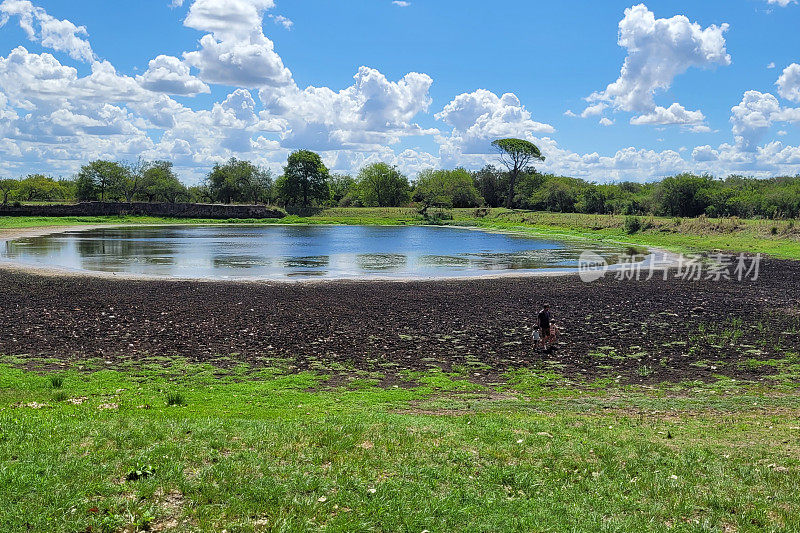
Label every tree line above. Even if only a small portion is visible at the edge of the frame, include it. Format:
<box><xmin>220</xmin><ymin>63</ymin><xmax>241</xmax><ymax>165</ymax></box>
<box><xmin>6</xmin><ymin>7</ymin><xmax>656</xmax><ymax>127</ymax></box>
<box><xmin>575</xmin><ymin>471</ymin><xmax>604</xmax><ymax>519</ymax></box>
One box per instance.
<box><xmin>2</xmin><ymin>141</ymin><xmax>800</xmax><ymax>219</ymax></box>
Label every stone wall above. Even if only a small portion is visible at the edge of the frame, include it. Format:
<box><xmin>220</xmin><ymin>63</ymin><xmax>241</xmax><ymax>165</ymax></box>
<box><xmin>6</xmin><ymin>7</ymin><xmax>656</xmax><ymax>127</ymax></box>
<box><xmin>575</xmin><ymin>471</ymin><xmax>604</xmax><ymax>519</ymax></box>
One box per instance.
<box><xmin>0</xmin><ymin>202</ymin><xmax>286</xmax><ymax>219</ymax></box>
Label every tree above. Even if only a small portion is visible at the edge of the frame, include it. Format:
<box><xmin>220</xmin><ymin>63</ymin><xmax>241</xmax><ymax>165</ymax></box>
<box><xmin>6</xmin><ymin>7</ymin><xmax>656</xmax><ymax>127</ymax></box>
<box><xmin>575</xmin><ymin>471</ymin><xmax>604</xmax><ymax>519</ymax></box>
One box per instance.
<box><xmin>207</xmin><ymin>158</ymin><xmax>271</xmax><ymax>204</ymax></box>
<box><xmin>188</xmin><ymin>184</ymin><xmax>213</xmax><ymax>203</ymax></box>
<box><xmin>472</xmin><ymin>165</ymin><xmax>507</xmax><ymax>208</ymax></box>
<box><xmin>539</xmin><ymin>180</ymin><xmax>578</xmax><ymax>212</ymax></box>
<box><xmin>75</xmin><ymin>172</ymin><xmax>97</xmax><ymax>201</ymax></box>
<box><xmin>248</xmin><ymin>167</ymin><xmax>274</xmax><ymax>204</ymax></box>
<box><xmin>356</xmin><ymin>163</ymin><xmax>410</xmax><ymax>207</ymax></box>
<box><xmin>141</xmin><ymin>161</ymin><xmax>188</xmax><ymax>203</ymax></box>
<box><xmin>654</xmin><ymin>173</ymin><xmax>716</xmax><ymax>217</ymax></box>
<box><xmin>16</xmin><ymin>174</ymin><xmax>66</xmax><ymax>202</ymax></box>
<box><xmin>279</xmin><ymin>150</ymin><xmax>330</xmax><ymax>207</ymax></box>
<box><xmin>329</xmin><ymin>173</ymin><xmax>357</xmax><ymax>206</ymax></box>
<box><xmin>577</xmin><ymin>185</ymin><xmax>607</xmax><ymax>214</ymax></box>
<box><xmin>491</xmin><ymin>138</ymin><xmax>545</xmax><ymax>208</ymax></box>
<box><xmin>114</xmin><ymin>161</ymin><xmax>145</xmax><ymax>203</ymax></box>
<box><xmin>76</xmin><ymin>160</ymin><xmax>127</xmax><ymax>201</ymax></box>
<box><xmin>0</xmin><ymin>178</ymin><xmax>16</xmax><ymax>205</ymax></box>
<box><xmin>413</xmin><ymin>168</ymin><xmax>482</xmax><ymax>208</ymax></box>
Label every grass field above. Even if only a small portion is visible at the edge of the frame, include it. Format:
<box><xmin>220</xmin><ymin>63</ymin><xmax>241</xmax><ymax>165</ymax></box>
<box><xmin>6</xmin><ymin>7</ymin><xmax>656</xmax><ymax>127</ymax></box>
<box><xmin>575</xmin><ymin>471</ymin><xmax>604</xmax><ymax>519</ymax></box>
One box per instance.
<box><xmin>2</xmin><ymin>207</ymin><xmax>799</xmax><ymax>258</ymax></box>
<box><xmin>2</xmin><ymin>358</ymin><xmax>800</xmax><ymax>532</ymax></box>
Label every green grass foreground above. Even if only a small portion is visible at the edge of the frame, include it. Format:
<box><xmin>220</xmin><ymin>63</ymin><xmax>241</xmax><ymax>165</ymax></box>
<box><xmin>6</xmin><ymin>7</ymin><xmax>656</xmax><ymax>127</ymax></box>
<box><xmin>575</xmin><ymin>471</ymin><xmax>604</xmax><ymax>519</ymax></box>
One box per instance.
<box><xmin>3</xmin><ymin>209</ymin><xmax>800</xmax><ymax>531</ymax></box>
<box><xmin>1</xmin><ymin>359</ymin><xmax>799</xmax><ymax>532</ymax></box>
<box><xmin>2</xmin><ymin>207</ymin><xmax>799</xmax><ymax>258</ymax></box>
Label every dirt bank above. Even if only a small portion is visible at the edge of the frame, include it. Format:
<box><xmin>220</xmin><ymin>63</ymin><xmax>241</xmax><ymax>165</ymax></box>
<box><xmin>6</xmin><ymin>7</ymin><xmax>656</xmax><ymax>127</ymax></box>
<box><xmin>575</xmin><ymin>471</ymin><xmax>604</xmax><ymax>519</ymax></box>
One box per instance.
<box><xmin>1</xmin><ymin>256</ymin><xmax>798</xmax><ymax>386</ymax></box>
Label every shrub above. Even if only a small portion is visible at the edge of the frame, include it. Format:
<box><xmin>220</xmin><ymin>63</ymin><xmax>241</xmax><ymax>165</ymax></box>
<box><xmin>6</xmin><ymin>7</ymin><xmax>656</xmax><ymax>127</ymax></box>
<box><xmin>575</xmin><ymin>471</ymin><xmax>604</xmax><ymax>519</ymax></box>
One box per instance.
<box><xmin>165</xmin><ymin>392</ymin><xmax>186</xmax><ymax>406</ymax></box>
<box><xmin>49</xmin><ymin>375</ymin><xmax>64</xmax><ymax>389</ymax></box>
<box><xmin>624</xmin><ymin>215</ymin><xmax>642</xmax><ymax>234</ymax></box>
<box><xmin>52</xmin><ymin>391</ymin><xmax>68</xmax><ymax>402</ymax></box>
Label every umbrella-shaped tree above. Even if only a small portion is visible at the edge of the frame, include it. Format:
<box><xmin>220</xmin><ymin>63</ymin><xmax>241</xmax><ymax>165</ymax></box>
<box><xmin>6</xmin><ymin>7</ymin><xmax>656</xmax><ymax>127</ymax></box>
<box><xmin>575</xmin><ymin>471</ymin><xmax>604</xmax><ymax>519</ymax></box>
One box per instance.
<box><xmin>491</xmin><ymin>138</ymin><xmax>545</xmax><ymax>208</ymax></box>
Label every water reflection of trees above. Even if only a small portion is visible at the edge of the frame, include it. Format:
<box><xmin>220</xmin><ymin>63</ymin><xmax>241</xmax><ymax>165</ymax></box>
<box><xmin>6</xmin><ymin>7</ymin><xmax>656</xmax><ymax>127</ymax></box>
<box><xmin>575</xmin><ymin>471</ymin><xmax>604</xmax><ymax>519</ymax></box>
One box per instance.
<box><xmin>212</xmin><ymin>255</ymin><xmax>271</xmax><ymax>269</ymax></box>
<box><xmin>356</xmin><ymin>253</ymin><xmax>407</xmax><ymax>271</ymax></box>
<box><xmin>75</xmin><ymin>231</ymin><xmax>177</xmax><ymax>269</ymax></box>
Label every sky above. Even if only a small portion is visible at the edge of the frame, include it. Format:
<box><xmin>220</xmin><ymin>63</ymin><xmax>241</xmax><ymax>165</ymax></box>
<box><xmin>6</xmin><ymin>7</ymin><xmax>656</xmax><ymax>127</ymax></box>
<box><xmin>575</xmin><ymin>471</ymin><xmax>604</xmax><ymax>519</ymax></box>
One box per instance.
<box><xmin>0</xmin><ymin>0</ymin><xmax>799</xmax><ymax>184</ymax></box>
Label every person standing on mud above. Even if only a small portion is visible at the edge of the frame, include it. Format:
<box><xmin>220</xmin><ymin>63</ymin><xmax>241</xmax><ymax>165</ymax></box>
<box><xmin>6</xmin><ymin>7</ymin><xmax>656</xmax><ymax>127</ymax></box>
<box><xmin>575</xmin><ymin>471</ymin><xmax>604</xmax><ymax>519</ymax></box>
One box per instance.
<box><xmin>538</xmin><ymin>304</ymin><xmax>553</xmax><ymax>352</ymax></box>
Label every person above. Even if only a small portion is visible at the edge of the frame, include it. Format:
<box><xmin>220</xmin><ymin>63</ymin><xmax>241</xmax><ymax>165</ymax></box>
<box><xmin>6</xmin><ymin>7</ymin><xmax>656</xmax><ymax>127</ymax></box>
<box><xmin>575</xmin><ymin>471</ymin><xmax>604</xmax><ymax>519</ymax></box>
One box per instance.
<box><xmin>537</xmin><ymin>304</ymin><xmax>553</xmax><ymax>352</ymax></box>
<box><xmin>532</xmin><ymin>325</ymin><xmax>544</xmax><ymax>351</ymax></box>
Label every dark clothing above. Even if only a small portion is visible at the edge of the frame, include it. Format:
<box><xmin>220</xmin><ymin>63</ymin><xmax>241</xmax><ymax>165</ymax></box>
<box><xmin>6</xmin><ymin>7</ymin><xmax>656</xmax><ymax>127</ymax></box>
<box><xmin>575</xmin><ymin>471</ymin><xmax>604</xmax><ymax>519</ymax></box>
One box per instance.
<box><xmin>538</xmin><ymin>309</ymin><xmax>551</xmax><ymax>330</ymax></box>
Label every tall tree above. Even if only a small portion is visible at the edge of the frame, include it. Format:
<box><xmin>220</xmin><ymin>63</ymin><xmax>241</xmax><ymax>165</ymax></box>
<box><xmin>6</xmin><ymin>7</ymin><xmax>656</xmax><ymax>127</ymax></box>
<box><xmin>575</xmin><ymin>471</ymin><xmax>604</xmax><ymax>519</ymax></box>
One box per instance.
<box><xmin>141</xmin><ymin>161</ymin><xmax>188</xmax><ymax>203</ymax></box>
<box><xmin>280</xmin><ymin>150</ymin><xmax>330</xmax><ymax>207</ymax></box>
<box><xmin>207</xmin><ymin>158</ymin><xmax>270</xmax><ymax>204</ymax></box>
<box><xmin>357</xmin><ymin>163</ymin><xmax>410</xmax><ymax>207</ymax></box>
<box><xmin>114</xmin><ymin>161</ymin><xmax>145</xmax><ymax>203</ymax></box>
<box><xmin>491</xmin><ymin>138</ymin><xmax>545</xmax><ymax>208</ymax></box>
<box><xmin>76</xmin><ymin>160</ymin><xmax>127</xmax><ymax>201</ymax></box>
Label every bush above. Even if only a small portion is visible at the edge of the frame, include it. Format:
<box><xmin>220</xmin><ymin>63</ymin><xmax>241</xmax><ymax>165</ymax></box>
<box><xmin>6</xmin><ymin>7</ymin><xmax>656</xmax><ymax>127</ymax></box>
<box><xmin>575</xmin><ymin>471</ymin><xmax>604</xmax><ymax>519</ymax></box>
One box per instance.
<box><xmin>165</xmin><ymin>392</ymin><xmax>186</xmax><ymax>406</ymax></box>
<box><xmin>624</xmin><ymin>215</ymin><xmax>642</xmax><ymax>234</ymax></box>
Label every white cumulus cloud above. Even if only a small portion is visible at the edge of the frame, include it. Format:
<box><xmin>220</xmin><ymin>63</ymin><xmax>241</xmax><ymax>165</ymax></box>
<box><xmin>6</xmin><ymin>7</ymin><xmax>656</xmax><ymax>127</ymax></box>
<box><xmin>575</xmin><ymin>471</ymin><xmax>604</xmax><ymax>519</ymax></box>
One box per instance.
<box><xmin>137</xmin><ymin>55</ymin><xmax>210</xmax><ymax>96</ymax></box>
<box><xmin>776</xmin><ymin>63</ymin><xmax>800</xmax><ymax>103</ymax></box>
<box><xmin>435</xmin><ymin>89</ymin><xmax>554</xmax><ymax>160</ymax></box>
<box><xmin>629</xmin><ymin>103</ymin><xmax>706</xmax><ymax>128</ymax></box>
<box><xmin>181</xmin><ymin>0</ymin><xmax>292</xmax><ymax>88</ymax></box>
<box><xmin>261</xmin><ymin>66</ymin><xmax>434</xmax><ymax>151</ymax></box>
<box><xmin>730</xmin><ymin>90</ymin><xmax>800</xmax><ymax>151</ymax></box>
<box><xmin>0</xmin><ymin>0</ymin><xmax>94</xmax><ymax>62</ymax></box>
<box><xmin>585</xmin><ymin>4</ymin><xmax>728</xmax><ymax>129</ymax></box>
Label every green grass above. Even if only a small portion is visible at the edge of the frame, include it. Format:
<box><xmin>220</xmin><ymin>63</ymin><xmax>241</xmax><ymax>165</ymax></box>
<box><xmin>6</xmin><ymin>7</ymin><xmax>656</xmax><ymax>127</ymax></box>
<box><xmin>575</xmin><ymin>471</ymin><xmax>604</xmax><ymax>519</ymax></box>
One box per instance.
<box><xmin>3</xmin><ymin>207</ymin><xmax>799</xmax><ymax>258</ymax></box>
<box><xmin>2</xmin><ymin>359</ymin><xmax>800</xmax><ymax>532</ymax></box>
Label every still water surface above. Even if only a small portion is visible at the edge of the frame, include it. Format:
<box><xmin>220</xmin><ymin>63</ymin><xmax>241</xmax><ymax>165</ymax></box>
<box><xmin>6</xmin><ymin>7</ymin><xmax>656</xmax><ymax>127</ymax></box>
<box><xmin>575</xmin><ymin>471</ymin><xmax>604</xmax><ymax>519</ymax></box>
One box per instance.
<box><xmin>1</xmin><ymin>225</ymin><xmax>642</xmax><ymax>280</ymax></box>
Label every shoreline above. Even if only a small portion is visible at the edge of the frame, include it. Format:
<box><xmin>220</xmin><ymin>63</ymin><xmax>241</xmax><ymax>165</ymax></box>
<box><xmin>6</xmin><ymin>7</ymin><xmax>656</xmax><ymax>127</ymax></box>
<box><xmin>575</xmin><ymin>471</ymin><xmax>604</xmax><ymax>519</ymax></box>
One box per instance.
<box><xmin>0</xmin><ymin>222</ymin><xmax>683</xmax><ymax>284</ymax></box>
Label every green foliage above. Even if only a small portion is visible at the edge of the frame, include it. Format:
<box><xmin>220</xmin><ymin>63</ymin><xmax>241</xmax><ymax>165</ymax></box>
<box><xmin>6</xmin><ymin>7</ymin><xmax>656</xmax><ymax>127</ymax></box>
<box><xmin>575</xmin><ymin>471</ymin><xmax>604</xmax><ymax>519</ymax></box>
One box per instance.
<box><xmin>491</xmin><ymin>138</ymin><xmax>544</xmax><ymax>162</ymax></box>
<box><xmin>577</xmin><ymin>185</ymin><xmax>608</xmax><ymax>214</ymax></box>
<box><xmin>76</xmin><ymin>160</ymin><xmax>128</xmax><ymax>201</ymax></box>
<box><xmin>165</xmin><ymin>391</ymin><xmax>186</xmax><ymax>406</ymax></box>
<box><xmin>414</xmin><ymin>168</ymin><xmax>482</xmax><ymax>208</ymax></box>
<box><xmin>278</xmin><ymin>150</ymin><xmax>330</xmax><ymax>207</ymax></box>
<box><xmin>654</xmin><ymin>173</ymin><xmax>715</xmax><ymax>217</ymax></box>
<box><xmin>491</xmin><ymin>138</ymin><xmax>546</xmax><ymax>208</ymax></box>
<box><xmin>13</xmin><ymin>174</ymin><xmax>69</xmax><ymax>202</ymax></box>
<box><xmin>356</xmin><ymin>162</ymin><xmax>411</xmax><ymax>207</ymax></box>
<box><xmin>207</xmin><ymin>158</ymin><xmax>272</xmax><ymax>204</ymax></box>
<box><xmin>624</xmin><ymin>215</ymin><xmax>642</xmax><ymax>234</ymax></box>
<box><xmin>126</xmin><ymin>465</ymin><xmax>155</xmax><ymax>482</ymax></box>
<box><xmin>4</xmin><ymin>150</ymin><xmax>800</xmax><ymax>222</ymax></box>
<box><xmin>0</xmin><ymin>178</ymin><xmax>16</xmax><ymax>205</ymax></box>
<box><xmin>329</xmin><ymin>173</ymin><xmax>358</xmax><ymax>206</ymax></box>
<box><xmin>140</xmin><ymin>161</ymin><xmax>188</xmax><ymax>203</ymax></box>
<box><xmin>471</xmin><ymin>165</ymin><xmax>508</xmax><ymax>208</ymax></box>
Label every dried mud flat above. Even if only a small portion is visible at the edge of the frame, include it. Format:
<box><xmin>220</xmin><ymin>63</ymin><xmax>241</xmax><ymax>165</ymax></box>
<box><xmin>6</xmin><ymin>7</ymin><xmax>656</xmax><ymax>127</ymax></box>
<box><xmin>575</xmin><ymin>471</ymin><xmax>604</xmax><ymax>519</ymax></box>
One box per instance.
<box><xmin>1</xmin><ymin>258</ymin><xmax>799</xmax><ymax>386</ymax></box>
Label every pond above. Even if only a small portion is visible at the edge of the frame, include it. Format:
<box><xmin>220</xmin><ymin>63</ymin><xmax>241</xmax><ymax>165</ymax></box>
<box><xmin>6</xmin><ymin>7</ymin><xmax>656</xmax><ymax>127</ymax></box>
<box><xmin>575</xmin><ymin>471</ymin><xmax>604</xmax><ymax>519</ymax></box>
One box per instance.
<box><xmin>1</xmin><ymin>225</ymin><xmax>645</xmax><ymax>280</ymax></box>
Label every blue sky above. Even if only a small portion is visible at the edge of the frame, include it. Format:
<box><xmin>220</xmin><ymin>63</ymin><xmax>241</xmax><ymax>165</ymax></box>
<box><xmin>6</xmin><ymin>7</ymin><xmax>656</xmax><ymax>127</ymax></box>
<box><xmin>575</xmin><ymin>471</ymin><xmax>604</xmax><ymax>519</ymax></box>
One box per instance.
<box><xmin>0</xmin><ymin>0</ymin><xmax>799</xmax><ymax>183</ymax></box>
